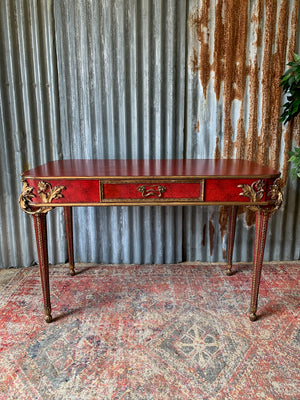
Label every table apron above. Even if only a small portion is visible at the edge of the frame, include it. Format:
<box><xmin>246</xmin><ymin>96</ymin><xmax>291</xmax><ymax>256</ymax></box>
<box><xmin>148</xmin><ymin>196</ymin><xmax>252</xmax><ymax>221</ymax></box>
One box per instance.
<box><xmin>25</xmin><ymin>177</ymin><xmax>277</xmax><ymax>206</ymax></box>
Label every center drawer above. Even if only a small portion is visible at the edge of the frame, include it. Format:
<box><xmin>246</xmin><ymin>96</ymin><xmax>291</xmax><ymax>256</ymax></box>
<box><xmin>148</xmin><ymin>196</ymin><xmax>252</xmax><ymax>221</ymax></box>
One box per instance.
<box><xmin>99</xmin><ymin>180</ymin><xmax>205</xmax><ymax>203</ymax></box>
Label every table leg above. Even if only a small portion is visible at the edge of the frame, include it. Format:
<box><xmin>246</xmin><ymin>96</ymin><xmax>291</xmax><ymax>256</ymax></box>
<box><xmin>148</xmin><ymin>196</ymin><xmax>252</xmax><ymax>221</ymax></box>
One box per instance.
<box><xmin>226</xmin><ymin>205</ymin><xmax>238</xmax><ymax>276</ymax></box>
<box><xmin>33</xmin><ymin>213</ymin><xmax>52</xmax><ymax>323</ymax></box>
<box><xmin>249</xmin><ymin>209</ymin><xmax>269</xmax><ymax>321</ymax></box>
<box><xmin>64</xmin><ymin>206</ymin><xmax>75</xmax><ymax>276</ymax></box>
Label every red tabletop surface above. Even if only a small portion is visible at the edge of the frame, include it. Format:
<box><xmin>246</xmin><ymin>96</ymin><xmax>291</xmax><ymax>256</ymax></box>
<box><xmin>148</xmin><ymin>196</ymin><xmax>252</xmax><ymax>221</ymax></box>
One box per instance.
<box><xmin>22</xmin><ymin>159</ymin><xmax>280</xmax><ymax>179</ymax></box>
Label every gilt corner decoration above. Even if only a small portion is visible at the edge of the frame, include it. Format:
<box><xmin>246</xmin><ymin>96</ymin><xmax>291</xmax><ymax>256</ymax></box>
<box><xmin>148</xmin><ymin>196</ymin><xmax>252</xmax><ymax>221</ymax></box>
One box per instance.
<box><xmin>19</xmin><ymin>180</ymin><xmax>66</xmax><ymax>215</ymax></box>
<box><xmin>238</xmin><ymin>178</ymin><xmax>283</xmax><ymax>215</ymax></box>
<box><xmin>238</xmin><ymin>179</ymin><xmax>265</xmax><ymax>202</ymax></box>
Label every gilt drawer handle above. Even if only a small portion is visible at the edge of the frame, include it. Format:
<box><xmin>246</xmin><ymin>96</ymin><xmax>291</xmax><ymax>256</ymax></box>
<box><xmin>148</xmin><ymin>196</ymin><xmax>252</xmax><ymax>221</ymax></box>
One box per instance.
<box><xmin>137</xmin><ymin>185</ymin><xmax>167</xmax><ymax>198</ymax></box>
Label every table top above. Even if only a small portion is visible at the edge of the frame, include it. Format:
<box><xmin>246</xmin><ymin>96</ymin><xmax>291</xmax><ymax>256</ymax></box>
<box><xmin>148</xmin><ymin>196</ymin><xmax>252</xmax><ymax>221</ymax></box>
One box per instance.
<box><xmin>22</xmin><ymin>159</ymin><xmax>280</xmax><ymax>179</ymax></box>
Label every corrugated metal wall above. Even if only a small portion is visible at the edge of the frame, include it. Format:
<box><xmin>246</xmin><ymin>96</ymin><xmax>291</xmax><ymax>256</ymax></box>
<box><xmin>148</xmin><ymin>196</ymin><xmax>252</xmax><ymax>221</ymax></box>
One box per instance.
<box><xmin>0</xmin><ymin>0</ymin><xmax>299</xmax><ymax>268</ymax></box>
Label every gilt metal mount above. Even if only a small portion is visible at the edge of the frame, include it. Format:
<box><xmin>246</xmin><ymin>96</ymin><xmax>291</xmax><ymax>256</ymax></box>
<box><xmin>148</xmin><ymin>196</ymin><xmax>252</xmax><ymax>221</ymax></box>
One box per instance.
<box><xmin>238</xmin><ymin>178</ymin><xmax>282</xmax><ymax>215</ymax></box>
<box><xmin>137</xmin><ymin>185</ymin><xmax>167</xmax><ymax>198</ymax></box>
<box><xmin>19</xmin><ymin>180</ymin><xmax>66</xmax><ymax>215</ymax></box>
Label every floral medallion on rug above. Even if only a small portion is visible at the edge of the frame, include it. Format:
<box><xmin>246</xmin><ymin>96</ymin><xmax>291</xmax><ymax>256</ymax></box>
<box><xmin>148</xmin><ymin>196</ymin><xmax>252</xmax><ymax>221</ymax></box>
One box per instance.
<box><xmin>0</xmin><ymin>262</ymin><xmax>299</xmax><ymax>400</ymax></box>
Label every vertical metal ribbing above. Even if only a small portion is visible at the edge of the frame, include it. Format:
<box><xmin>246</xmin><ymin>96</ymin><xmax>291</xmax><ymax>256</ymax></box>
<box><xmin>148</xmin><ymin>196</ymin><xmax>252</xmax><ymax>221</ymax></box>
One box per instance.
<box><xmin>0</xmin><ymin>1</ymin><xmax>300</xmax><ymax>268</ymax></box>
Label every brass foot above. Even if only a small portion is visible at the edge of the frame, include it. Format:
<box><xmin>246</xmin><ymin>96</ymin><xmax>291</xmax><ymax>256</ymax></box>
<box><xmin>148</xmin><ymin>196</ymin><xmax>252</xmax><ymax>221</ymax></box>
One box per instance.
<box><xmin>69</xmin><ymin>265</ymin><xmax>75</xmax><ymax>276</ymax></box>
<box><xmin>45</xmin><ymin>314</ymin><xmax>53</xmax><ymax>323</ymax></box>
<box><xmin>226</xmin><ymin>265</ymin><xmax>233</xmax><ymax>276</ymax></box>
<box><xmin>249</xmin><ymin>312</ymin><xmax>257</xmax><ymax>322</ymax></box>
<box><xmin>44</xmin><ymin>307</ymin><xmax>52</xmax><ymax>323</ymax></box>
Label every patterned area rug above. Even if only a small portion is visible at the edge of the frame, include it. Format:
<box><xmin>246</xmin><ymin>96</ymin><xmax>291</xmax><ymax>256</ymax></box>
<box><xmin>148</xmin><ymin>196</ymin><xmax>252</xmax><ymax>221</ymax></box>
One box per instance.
<box><xmin>0</xmin><ymin>262</ymin><xmax>299</xmax><ymax>400</ymax></box>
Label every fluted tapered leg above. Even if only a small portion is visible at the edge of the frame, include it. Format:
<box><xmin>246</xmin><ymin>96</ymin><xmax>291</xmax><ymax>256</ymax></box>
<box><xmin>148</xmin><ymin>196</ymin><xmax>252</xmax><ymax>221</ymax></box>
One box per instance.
<box><xmin>249</xmin><ymin>209</ymin><xmax>269</xmax><ymax>321</ymax></box>
<box><xmin>33</xmin><ymin>213</ymin><xmax>52</xmax><ymax>323</ymax></box>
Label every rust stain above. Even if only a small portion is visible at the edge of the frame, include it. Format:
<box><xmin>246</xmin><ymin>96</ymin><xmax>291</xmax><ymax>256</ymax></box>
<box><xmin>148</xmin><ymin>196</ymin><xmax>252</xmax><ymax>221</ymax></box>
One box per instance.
<box><xmin>195</xmin><ymin>120</ymin><xmax>200</xmax><ymax>132</ymax></box>
<box><xmin>294</xmin><ymin>115</ymin><xmax>300</xmax><ymax>146</ymax></box>
<box><xmin>219</xmin><ymin>203</ymin><xmax>257</xmax><ymax>246</ymax></box>
<box><xmin>232</xmin><ymin>3</ymin><xmax>249</xmax><ymax>102</ymax></box>
<box><xmin>214</xmin><ymin>137</ymin><xmax>221</xmax><ymax>159</ymax></box>
<box><xmin>251</xmin><ymin>1</ymin><xmax>263</xmax><ymax>49</ymax></box>
<box><xmin>190</xmin><ymin>47</ymin><xmax>200</xmax><ymax>74</ymax></box>
<box><xmin>232</xmin><ymin>0</ymin><xmax>249</xmax><ymax>160</ymax></box>
<box><xmin>235</xmin><ymin>116</ymin><xmax>246</xmax><ymax>159</ymax></box>
<box><xmin>246</xmin><ymin>61</ymin><xmax>259</xmax><ymax>162</ymax></box>
<box><xmin>219</xmin><ymin>205</ymin><xmax>229</xmax><ymax>242</ymax></box>
<box><xmin>219</xmin><ymin>205</ymin><xmax>249</xmax><ymax>243</ymax></box>
<box><xmin>286</xmin><ymin>0</ymin><xmax>299</xmax><ymax>62</ymax></box>
<box><xmin>256</xmin><ymin>0</ymin><xmax>277</xmax><ymax>167</ymax></box>
<box><xmin>212</xmin><ymin>0</ymin><xmax>225</xmax><ymax>100</ymax></box>
<box><xmin>190</xmin><ymin>1</ymin><xmax>211</xmax><ymax>97</ymax></box>
<box><xmin>245</xmin><ymin>208</ymin><xmax>256</xmax><ymax>227</ymax></box>
<box><xmin>269</xmin><ymin>0</ymin><xmax>289</xmax><ymax>172</ymax></box>
<box><xmin>189</xmin><ymin>0</ymin><xmax>249</xmax><ymax>158</ymax></box>
<box><xmin>222</xmin><ymin>0</ymin><xmax>236</xmax><ymax>158</ymax></box>
<box><xmin>223</xmin><ymin>0</ymin><xmax>249</xmax><ymax>158</ymax></box>
<box><xmin>222</xmin><ymin>248</ymin><xmax>226</xmax><ymax>260</ymax></box>
<box><xmin>245</xmin><ymin>2</ymin><xmax>262</xmax><ymax>163</ymax></box>
<box><xmin>189</xmin><ymin>0</ymin><xmax>299</xmax><ymax>227</ymax></box>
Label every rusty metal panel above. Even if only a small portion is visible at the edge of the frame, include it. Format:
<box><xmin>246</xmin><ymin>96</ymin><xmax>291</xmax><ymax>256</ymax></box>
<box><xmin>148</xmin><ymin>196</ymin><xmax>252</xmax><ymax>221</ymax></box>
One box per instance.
<box><xmin>184</xmin><ymin>0</ymin><xmax>300</xmax><ymax>262</ymax></box>
<box><xmin>0</xmin><ymin>0</ymin><xmax>299</xmax><ymax>268</ymax></box>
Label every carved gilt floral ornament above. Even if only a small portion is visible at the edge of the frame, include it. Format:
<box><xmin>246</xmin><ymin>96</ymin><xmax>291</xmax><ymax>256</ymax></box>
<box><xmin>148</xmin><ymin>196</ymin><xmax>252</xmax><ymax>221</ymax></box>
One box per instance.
<box><xmin>238</xmin><ymin>178</ymin><xmax>282</xmax><ymax>215</ymax></box>
<box><xmin>19</xmin><ymin>180</ymin><xmax>66</xmax><ymax>215</ymax></box>
<box><xmin>238</xmin><ymin>179</ymin><xmax>265</xmax><ymax>203</ymax></box>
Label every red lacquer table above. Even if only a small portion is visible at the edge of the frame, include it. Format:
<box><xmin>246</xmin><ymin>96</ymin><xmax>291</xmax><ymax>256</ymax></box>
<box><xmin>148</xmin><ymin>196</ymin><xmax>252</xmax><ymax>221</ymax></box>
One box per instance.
<box><xmin>19</xmin><ymin>159</ymin><xmax>282</xmax><ymax>323</ymax></box>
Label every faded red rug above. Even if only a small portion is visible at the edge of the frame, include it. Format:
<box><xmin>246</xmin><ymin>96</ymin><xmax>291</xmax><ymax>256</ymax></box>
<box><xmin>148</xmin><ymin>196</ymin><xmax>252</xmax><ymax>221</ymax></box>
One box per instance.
<box><xmin>0</xmin><ymin>262</ymin><xmax>299</xmax><ymax>399</ymax></box>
